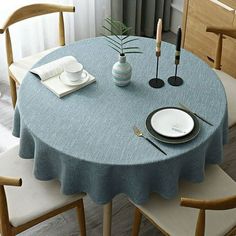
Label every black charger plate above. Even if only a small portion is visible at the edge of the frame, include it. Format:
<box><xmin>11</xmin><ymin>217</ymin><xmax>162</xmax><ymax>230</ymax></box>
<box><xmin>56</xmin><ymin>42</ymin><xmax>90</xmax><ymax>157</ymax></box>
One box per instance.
<box><xmin>146</xmin><ymin>107</ymin><xmax>200</xmax><ymax>144</ymax></box>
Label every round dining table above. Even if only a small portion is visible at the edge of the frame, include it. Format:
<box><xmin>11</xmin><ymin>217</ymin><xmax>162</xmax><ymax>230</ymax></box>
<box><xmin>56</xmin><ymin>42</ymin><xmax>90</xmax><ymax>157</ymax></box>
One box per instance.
<box><xmin>13</xmin><ymin>36</ymin><xmax>228</xmax><ymax>236</ymax></box>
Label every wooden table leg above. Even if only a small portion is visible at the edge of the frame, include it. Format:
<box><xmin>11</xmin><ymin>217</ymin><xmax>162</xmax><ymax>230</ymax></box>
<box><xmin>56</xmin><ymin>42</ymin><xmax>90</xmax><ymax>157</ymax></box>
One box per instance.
<box><xmin>103</xmin><ymin>201</ymin><xmax>112</xmax><ymax>236</ymax></box>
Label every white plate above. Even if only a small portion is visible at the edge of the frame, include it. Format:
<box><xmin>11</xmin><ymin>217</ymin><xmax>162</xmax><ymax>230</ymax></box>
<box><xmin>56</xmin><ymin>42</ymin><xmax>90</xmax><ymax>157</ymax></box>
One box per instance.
<box><xmin>150</xmin><ymin>108</ymin><xmax>194</xmax><ymax>138</ymax></box>
<box><xmin>59</xmin><ymin>71</ymin><xmax>89</xmax><ymax>86</ymax></box>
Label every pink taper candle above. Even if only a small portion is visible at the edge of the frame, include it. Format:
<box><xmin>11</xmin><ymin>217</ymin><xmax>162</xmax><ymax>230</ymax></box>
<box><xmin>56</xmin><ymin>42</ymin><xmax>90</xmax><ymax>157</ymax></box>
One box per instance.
<box><xmin>156</xmin><ymin>18</ymin><xmax>162</xmax><ymax>57</ymax></box>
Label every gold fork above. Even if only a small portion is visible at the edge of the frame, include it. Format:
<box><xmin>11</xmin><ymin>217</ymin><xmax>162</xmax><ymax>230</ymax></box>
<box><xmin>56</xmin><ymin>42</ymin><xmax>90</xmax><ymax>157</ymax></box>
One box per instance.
<box><xmin>133</xmin><ymin>126</ymin><xmax>167</xmax><ymax>155</ymax></box>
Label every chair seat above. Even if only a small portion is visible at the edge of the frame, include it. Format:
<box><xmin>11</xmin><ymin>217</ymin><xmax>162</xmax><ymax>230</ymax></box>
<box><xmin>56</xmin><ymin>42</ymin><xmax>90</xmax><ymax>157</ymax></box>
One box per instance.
<box><xmin>133</xmin><ymin>165</ymin><xmax>236</xmax><ymax>236</ymax></box>
<box><xmin>213</xmin><ymin>69</ymin><xmax>236</xmax><ymax>128</ymax></box>
<box><xmin>9</xmin><ymin>47</ymin><xmax>61</xmax><ymax>84</ymax></box>
<box><xmin>0</xmin><ymin>145</ymin><xmax>85</xmax><ymax>227</ymax></box>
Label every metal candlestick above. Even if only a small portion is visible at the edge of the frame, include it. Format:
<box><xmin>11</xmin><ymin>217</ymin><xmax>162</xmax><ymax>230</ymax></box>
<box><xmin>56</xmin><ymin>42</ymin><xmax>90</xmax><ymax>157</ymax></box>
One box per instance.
<box><xmin>149</xmin><ymin>56</ymin><xmax>165</xmax><ymax>88</ymax></box>
<box><xmin>167</xmin><ymin>63</ymin><xmax>183</xmax><ymax>86</ymax></box>
<box><xmin>168</xmin><ymin>27</ymin><xmax>183</xmax><ymax>87</ymax></box>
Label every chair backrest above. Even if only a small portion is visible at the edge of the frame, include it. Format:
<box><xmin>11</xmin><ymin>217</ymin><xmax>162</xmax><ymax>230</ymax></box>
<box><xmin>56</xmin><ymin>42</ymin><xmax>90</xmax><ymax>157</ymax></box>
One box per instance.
<box><xmin>0</xmin><ymin>176</ymin><xmax>22</xmax><ymax>235</ymax></box>
<box><xmin>206</xmin><ymin>26</ymin><xmax>236</xmax><ymax>70</ymax></box>
<box><xmin>181</xmin><ymin>195</ymin><xmax>236</xmax><ymax>235</ymax></box>
<box><xmin>0</xmin><ymin>3</ymin><xmax>75</xmax><ymax>66</ymax></box>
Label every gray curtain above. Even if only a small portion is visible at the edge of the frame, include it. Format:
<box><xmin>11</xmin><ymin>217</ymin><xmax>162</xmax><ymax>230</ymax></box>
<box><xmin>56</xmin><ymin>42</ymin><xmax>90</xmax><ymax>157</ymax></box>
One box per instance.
<box><xmin>111</xmin><ymin>0</ymin><xmax>171</xmax><ymax>37</ymax></box>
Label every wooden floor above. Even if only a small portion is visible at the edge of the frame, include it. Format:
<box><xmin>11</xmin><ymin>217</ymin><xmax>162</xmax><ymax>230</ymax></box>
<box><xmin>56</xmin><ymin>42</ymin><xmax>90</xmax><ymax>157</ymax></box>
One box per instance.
<box><xmin>0</xmin><ymin>33</ymin><xmax>235</xmax><ymax>236</ymax></box>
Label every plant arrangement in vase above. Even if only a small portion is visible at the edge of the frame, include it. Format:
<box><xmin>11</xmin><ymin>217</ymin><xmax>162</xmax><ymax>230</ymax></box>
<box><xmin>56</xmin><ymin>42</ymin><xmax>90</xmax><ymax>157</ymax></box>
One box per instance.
<box><xmin>102</xmin><ymin>17</ymin><xmax>142</xmax><ymax>86</ymax></box>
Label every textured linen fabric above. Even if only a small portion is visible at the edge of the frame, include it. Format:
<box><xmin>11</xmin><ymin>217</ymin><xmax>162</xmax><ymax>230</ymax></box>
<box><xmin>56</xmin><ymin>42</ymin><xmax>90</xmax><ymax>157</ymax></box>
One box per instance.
<box><xmin>13</xmin><ymin>37</ymin><xmax>228</xmax><ymax>204</ymax></box>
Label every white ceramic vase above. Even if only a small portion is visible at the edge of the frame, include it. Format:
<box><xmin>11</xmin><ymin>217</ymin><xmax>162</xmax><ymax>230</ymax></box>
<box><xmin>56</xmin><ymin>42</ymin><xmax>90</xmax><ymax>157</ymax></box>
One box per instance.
<box><xmin>112</xmin><ymin>54</ymin><xmax>132</xmax><ymax>86</ymax></box>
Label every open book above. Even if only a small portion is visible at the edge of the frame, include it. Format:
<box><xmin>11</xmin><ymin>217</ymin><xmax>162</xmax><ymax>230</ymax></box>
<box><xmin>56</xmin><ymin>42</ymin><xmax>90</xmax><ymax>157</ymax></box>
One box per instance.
<box><xmin>30</xmin><ymin>56</ymin><xmax>96</xmax><ymax>98</ymax></box>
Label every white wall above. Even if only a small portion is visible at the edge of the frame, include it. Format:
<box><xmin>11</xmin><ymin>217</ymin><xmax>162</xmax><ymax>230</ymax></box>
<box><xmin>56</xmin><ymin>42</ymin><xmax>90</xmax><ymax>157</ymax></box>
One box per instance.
<box><xmin>170</xmin><ymin>0</ymin><xmax>184</xmax><ymax>33</ymax></box>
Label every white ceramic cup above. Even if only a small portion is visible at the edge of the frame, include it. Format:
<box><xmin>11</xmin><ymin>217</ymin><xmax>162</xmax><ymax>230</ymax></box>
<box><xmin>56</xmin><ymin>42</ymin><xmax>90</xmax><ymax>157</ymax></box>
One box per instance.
<box><xmin>63</xmin><ymin>62</ymin><xmax>84</xmax><ymax>82</ymax></box>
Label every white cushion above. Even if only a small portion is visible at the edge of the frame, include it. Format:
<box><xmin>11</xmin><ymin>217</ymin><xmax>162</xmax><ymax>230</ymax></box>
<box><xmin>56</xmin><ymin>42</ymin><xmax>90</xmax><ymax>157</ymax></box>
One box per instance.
<box><xmin>0</xmin><ymin>145</ymin><xmax>85</xmax><ymax>227</ymax></box>
<box><xmin>213</xmin><ymin>69</ymin><xmax>236</xmax><ymax>128</ymax></box>
<box><xmin>9</xmin><ymin>47</ymin><xmax>61</xmax><ymax>84</ymax></box>
<box><xmin>133</xmin><ymin>165</ymin><xmax>236</xmax><ymax>236</ymax></box>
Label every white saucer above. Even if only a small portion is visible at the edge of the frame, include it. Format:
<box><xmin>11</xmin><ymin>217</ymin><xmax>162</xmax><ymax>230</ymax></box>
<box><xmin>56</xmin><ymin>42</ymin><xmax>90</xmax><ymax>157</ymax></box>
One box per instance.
<box><xmin>59</xmin><ymin>71</ymin><xmax>89</xmax><ymax>86</ymax></box>
<box><xmin>150</xmin><ymin>108</ymin><xmax>194</xmax><ymax>138</ymax></box>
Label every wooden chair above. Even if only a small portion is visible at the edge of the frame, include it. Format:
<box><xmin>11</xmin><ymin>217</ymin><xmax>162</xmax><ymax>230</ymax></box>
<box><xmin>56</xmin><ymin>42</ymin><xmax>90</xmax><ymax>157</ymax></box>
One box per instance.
<box><xmin>0</xmin><ymin>3</ymin><xmax>75</xmax><ymax>108</ymax></box>
<box><xmin>206</xmin><ymin>26</ymin><xmax>236</xmax><ymax>128</ymax></box>
<box><xmin>0</xmin><ymin>145</ymin><xmax>86</xmax><ymax>236</ymax></box>
<box><xmin>131</xmin><ymin>165</ymin><xmax>236</xmax><ymax>236</ymax></box>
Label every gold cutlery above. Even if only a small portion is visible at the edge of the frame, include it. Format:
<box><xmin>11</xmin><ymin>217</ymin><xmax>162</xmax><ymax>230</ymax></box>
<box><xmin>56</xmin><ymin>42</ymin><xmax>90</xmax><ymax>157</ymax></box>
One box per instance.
<box><xmin>133</xmin><ymin>126</ymin><xmax>167</xmax><ymax>155</ymax></box>
<box><xmin>179</xmin><ymin>103</ymin><xmax>213</xmax><ymax>126</ymax></box>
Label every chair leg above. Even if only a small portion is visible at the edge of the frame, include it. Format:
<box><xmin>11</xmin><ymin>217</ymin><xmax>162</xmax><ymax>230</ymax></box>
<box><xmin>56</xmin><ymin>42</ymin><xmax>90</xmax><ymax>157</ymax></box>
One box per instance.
<box><xmin>131</xmin><ymin>208</ymin><xmax>142</xmax><ymax>236</ymax></box>
<box><xmin>103</xmin><ymin>202</ymin><xmax>112</xmax><ymax>236</ymax></box>
<box><xmin>77</xmin><ymin>199</ymin><xmax>86</xmax><ymax>236</ymax></box>
<box><xmin>9</xmin><ymin>76</ymin><xmax>17</xmax><ymax>108</ymax></box>
<box><xmin>0</xmin><ymin>223</ymin><xmax>14</xmax><ymax>236</ymax></box>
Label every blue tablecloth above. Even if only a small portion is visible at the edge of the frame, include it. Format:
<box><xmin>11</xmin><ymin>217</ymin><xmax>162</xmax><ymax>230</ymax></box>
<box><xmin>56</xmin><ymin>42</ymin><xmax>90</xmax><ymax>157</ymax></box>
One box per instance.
<box><xmin>13</xmin><ymin>37</ymin><xmax>228</xmax><ymax>204</ymax></box>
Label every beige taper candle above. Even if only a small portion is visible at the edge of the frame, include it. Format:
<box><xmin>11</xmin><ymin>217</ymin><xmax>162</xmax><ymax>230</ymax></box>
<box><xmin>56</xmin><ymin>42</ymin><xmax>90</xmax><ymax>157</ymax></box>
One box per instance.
<box><xmin>156</xmin><ymin>18</ymin><xmax>162</xmax><ymax>57</ymax></box>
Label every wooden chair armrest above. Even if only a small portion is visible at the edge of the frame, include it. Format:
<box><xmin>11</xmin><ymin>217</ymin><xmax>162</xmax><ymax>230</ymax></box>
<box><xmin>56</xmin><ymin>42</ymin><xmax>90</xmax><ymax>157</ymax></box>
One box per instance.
<box><xmin>206</xmin><ymin>26</ymin><xmax>236</xmax><ymax>39</ymax></box>
<box><xmin>0</xmin><ymin>176</ymin><xmax>22</xmax><ymax>186</ymax></box>
<box><xmin>1</xmin><ymin>4</ymin><xmax>75</xmax><ymax>32</ymax></box>
<box><xmin>65</xmin><ymin>5</ymin><xmax>75</xmax><ymax>12</ymax></box>
<box><xmin>180</xmin><ymin>195</ymin><xmax>236</xmax><ymax>210</ymax></box>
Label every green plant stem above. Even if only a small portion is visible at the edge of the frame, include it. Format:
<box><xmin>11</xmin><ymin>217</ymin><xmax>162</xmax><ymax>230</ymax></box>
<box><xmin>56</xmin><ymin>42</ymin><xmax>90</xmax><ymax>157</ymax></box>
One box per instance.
<box><xmin>124</xmin><ymin>51</ymin><xmax>142</xmax><ymax>54</ymax></box>
<box><xmin>120</xmin><ymin>36</ymin><xmax>123</xmax><ymax>54</ymax></box>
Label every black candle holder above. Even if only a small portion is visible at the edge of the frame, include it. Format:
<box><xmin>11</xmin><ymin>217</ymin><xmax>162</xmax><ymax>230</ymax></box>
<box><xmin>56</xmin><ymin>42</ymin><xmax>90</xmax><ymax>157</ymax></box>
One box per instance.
<box><xmin>149</xmin><ymin>56</ymin><xmax>164</xmax><ymax>88</ymax></box>
<box><xmin>168</xmin><ymin>64</ymin><xmax>183</xmax><ymax>86</ymax></box>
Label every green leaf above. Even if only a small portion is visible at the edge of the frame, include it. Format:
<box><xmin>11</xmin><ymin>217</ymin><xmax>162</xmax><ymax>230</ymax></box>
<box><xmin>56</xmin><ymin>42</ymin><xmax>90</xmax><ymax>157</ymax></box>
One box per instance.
<box><xmin>101</xmin><ymin>34</ymin><xmax>120</xmax><ymax>46</ymax></box>
<box><xmin>115</xmin><ymin>20</ymin><xmax>126</xmax><ymax>29</ymax></box>
<box><xmin>105</xmin><ymin>18</ymin><xmax>121</xmax><ymax>34</ymax></box>
<box><xmin>108</xmin><ymin>45</ymin><xmax>121</xmax><ymax>54</ymax></box>
<box><xmin>122</xmin><ymin>27</ymin><xmax>132</xmax><ymax>35</ymax></box>
<box><xmin>106</xmin><ymin>39</ymin><xmax>121</xmax><ymax>50</ymax></box>
<box><xmin>114</xmin><ymin>20</ymin><xmax>127</xmax><ymax>34</ymax></box>
<box><xmin>123</xmin><ymin>38</ymin><xmax>139</xmax><ymax>45</ymax></box>
<box><xmin>102</xmin><ymin>17</ymin><xmax>141</xmax><ymax>55</ymax></box>
<box><xmin>102</xmin><ymin>26</ymin><xmax>121</xmax><ymax>40</ymax></box>
<box><xmin>107</xmin><ymin>18</ymin><xmax>126</xmax><ymax>35</ymax></box>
